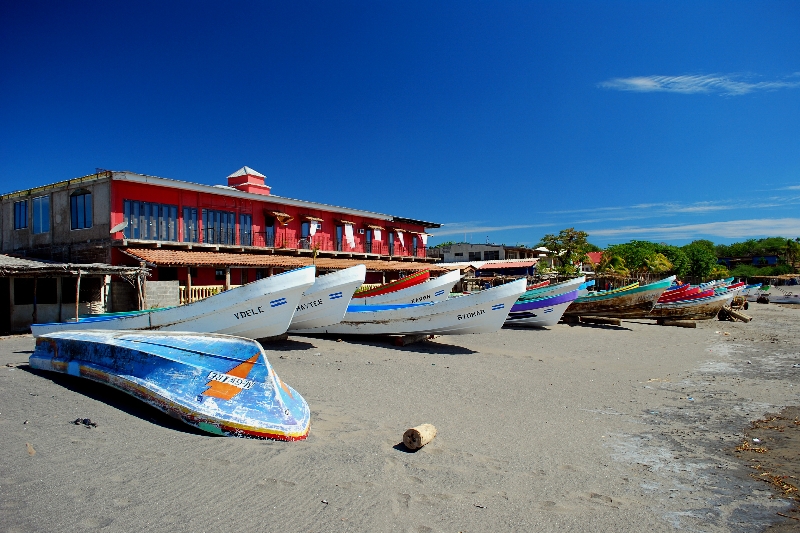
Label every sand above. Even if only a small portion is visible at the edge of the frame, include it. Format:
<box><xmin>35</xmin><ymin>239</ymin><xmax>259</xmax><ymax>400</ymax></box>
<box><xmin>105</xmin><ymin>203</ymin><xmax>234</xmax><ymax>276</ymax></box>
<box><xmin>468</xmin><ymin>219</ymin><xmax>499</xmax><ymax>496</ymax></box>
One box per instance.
<box><xmin>1</xmin><ymin>303</ymin><xmax>799</xmax><ymax>532</ymax></box>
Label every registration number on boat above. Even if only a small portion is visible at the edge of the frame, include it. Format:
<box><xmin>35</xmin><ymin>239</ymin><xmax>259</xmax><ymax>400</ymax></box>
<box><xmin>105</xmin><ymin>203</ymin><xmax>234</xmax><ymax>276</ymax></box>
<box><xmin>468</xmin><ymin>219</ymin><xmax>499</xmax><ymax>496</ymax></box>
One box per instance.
<box><xmin>206</xmin><ymin>371</ymin><xmax>255</xmax><ymax>390</ymax></box>
<box><xmin>457</xmin><ymin>309</ymin><xmax>485</xmax><ymax>321</ymax></box>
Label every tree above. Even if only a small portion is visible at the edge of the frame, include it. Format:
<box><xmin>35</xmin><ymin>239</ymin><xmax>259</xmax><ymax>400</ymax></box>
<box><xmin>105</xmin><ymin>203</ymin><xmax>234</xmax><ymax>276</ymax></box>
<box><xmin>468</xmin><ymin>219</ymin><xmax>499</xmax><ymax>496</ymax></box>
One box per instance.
<box><xmin>595</xmin><ymin>252</ymin><xmax>629</xmax><ymax>276</ymax></box>
<box><xmin>643</xmin><ymin>253</ymin><xmax>673</xmax><ymax>274</ymax></box>
<box><xmin>682</xmin><ymin>240</ymin><xmax>719</xmax><ymax>280</ymax></box>
<box><xmin>537</xmin><ymin>228</ymin><xmax>591</xmax><ymax>276</ymax></box>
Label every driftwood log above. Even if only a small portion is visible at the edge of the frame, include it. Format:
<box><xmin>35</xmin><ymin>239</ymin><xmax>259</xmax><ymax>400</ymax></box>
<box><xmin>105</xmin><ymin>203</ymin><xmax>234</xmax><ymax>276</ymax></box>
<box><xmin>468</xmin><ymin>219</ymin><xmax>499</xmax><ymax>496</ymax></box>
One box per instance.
<box><xmin>403</xmin><ymin>424</ymin><xmax>437</xmax><ymax>450</ymax></box>
<box><xmin>661</xmin><ymin>319</ymin><xmax>697</xmax><ymax>328</ymax></box>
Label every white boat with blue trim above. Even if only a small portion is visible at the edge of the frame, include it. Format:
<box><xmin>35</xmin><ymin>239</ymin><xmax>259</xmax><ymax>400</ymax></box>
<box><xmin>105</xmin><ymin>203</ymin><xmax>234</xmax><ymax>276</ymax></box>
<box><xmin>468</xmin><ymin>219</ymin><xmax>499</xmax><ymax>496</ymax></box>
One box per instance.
<box><xmin>293</xmin><ymin>278</ymin><xmax>526</xmax><ymax>336</ymax></box>
<box><xmin>350</xmin><ymin>269</ymin><xmax>461</xmax><ymax>305</ymax></box>
<box><xmin>285</xmin><ymin>265</ymin><xmax>366</xmax><ymax>332</ymax></box>
<box><xmin>31</xmin><ymin>266</ymin><xmax>316</xmax><ymax>339</ymax></box>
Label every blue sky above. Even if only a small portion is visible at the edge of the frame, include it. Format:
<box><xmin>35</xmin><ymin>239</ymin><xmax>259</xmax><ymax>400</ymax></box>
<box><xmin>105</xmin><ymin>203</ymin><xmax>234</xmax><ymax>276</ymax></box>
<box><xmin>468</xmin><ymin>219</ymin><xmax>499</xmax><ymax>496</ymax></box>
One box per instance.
<box><xmin>1</xmin><ymin>1</ymin><xmax>799</xmax><ymax>248</ymax></box>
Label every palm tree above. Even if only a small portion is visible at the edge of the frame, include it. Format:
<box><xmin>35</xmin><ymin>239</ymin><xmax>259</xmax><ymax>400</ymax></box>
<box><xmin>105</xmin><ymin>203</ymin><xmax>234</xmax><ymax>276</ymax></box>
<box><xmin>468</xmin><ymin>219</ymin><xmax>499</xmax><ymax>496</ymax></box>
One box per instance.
<box><xmin>643</xmin><ymin>253</ymin><xmax>673</xmax><ymax>274</ymax></box>
<box><xmin>595</xmin><ymin>253</ymin><xmax>629</xmax><ymax>276</ymax></box>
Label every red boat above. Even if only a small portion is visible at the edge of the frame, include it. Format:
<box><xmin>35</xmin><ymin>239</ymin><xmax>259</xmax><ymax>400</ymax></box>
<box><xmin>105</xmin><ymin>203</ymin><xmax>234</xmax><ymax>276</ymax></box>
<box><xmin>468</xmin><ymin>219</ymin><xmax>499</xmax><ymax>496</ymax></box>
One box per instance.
<box><xmin>352</xmin><ymin>270</ymin><xmax>430</xmax><ymax>298</ymax></box>
<box><xmin>660</xmin><ymin>288</ymin><xmax>715</xmax><ymax>303</ymax></box>
<box><xmin>526</xmin><ymin>280</ymin><xmax>550</xmax><ymax>290</ymax></box>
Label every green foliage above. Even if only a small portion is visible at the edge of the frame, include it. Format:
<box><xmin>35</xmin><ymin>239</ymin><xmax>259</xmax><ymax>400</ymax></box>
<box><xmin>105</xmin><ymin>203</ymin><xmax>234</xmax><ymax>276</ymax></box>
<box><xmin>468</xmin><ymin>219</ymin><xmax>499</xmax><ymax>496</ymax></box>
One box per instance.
<box><xmin>537</xmin><ymin>228</ymin><xmax>591</xmax><ymax>276</ymax></box>
<box><xmin>585</xmin><ymin>242</ymin><xmax>602</xmax><ymax>252</ymax></box>
<box><xmin>709</xmin><ymin>264</ymin><xmax>730</xmax><ymax>279</ymax></box>
<box><xmin>682</xmin><ymin>240</ymin><xmax>719</xmax><ymax>280</ymax></box>
<box><xmin>715</xmin><ymin>237</ymin><xmax>794</xmax><ymax>258</ymax></box>
<box><xmin>605</xmin><ymin>240</ymin><xmax>689</xmax><ymax>276</ymax></box>
<box><xmin>594</xmin><ymin>253</ymin><xmax>629</xmax><ymax>276</ymax></box>
<box><xmin>731</xmin><ymin>263</ymin><xmax>795</xmax><ymax>277</ymax></box>
<box><xmin>431</xmin><ymin>241</ymin><xmax>456</xmax><ymax>248</ymax></box>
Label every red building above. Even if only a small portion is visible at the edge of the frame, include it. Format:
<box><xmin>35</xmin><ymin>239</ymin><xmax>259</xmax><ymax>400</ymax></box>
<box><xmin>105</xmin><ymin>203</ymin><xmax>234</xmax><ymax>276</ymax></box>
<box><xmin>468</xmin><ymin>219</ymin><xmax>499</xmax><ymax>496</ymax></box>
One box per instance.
<box><xmin>2</xmin><ymin>167</ymin><xmax>442</xmax><ymax>303</ymax></box>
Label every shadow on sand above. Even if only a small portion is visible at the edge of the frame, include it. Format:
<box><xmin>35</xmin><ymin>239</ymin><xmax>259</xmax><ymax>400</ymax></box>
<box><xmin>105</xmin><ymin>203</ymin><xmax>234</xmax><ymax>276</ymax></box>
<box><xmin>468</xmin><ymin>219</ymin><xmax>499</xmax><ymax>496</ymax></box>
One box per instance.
<box><xmin>22</xmin><ymin>365</ymin><xmax>212</xmax><ymax>437</ymax></box>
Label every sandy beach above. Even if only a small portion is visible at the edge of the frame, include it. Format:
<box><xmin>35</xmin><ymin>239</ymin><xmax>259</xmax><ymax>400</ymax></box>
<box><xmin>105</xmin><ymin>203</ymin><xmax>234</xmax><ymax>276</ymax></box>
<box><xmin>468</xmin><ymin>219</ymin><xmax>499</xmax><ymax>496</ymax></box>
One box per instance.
<box><xmin>2</xmin><ymin>304</ymin><xmax>799</xmax><ymax>532</ymax></box>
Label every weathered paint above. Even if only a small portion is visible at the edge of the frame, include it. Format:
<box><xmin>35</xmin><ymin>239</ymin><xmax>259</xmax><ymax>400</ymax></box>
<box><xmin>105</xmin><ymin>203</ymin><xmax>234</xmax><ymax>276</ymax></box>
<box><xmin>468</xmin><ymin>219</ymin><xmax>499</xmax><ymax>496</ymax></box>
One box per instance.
<box><xmin>562</xmin><ymin>277</ymin><xmax>675</xmax><ymax>319</ymax></box>
<box><xmin>29</xmin><ymin>330</ymin><xmax>310</xmax><ymax>440</ymax></box>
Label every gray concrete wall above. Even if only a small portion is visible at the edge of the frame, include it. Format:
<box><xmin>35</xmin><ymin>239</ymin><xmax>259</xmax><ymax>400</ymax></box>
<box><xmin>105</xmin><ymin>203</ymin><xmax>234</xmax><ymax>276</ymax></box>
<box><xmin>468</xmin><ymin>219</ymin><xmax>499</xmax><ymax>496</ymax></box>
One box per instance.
<box><xmin>1</xmin><ymin>174</ymin><xmax>112</xmax><ymax>254</ymax></box>
<box><xmin>144</xmin><ymin>280</ymin><xmax>179</xmax><ymax>309</ymax></box>
<box><xmin>110</xmin><ymin>281</ymin><xmax>139</xmax><ymax>312</ymax></box>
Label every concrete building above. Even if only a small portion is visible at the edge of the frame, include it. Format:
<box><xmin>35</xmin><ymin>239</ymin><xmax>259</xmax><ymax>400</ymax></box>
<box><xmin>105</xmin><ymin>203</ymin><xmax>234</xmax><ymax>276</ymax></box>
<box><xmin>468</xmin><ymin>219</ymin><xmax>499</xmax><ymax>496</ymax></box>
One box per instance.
<box><xmin>428</xmin><ymin>243</ymin><xmax>542</xmax><ymax>263</ymax></box>
<box><xmin>1</xmin><ymin>167</ymin><xmax>442</xmax><ymax>314</ymax></box>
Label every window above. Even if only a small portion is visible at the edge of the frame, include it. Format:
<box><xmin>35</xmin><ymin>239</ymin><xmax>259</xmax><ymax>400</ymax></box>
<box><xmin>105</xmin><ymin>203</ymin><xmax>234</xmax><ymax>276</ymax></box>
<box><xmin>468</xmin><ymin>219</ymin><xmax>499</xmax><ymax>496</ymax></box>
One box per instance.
<box><xmin>335</xmin><ymin>225</ymin><xmax>344</xmax><ymax>251</ymax></box>
<box><xmin>70</xmin><ymin>190</ymin><xmax>92</xmax><ymax>230</ymax></box>
<box><xmin>202</xmin><ymin>209</ymin><xmax>235</xmax><ymax>245</ymax></box>
<box><xmin>454</xmin><ymin>252</ymin><xmax>464</xmax><ymax>257</ymax></box>
<box><xmin>183</xmin><ymin>207</ymin><xmax>198</xmax><ymax>242</ymax></box>
<box><xmin>264</xmin><ymin>216</ymin><xmax>276</xmax><ymax>247</ymax></box>
<box><xmin>215</xmin><ymin>269</ymin><xmax>225</xmax><ymax>280</ymax></box>
<box><xmin>13</xmin><ymin>201</ymin><xmax>27</xmax><ymax>230</ymax></box>
<box><xmin>468</xmin><ymin>252</ymin><xmax>481</xmax><ymax>261</ymax></box>
<box><xmin>483</xmin><ymin>250</ymin><xmax>500</xmax><ymax>260</ymax></box>
<box><xmin>240</xmin><ymin>214</ymin><xmax>252</xmax><ymax>246</ymax></box>
<box><xmin>32</xmin><ymin>196</ymin><xmax>49</xmax><ymax>234</ymax></box>
<box><xmin>412</xmin><ymin>235</ymin><xmax>419</xmax><ymax>256</ymax></box>
<box><xmin>123</xmin><ymin>200</ymin><xmax>178</xmax><ymax>241</ymax></box>
<box><xmin>388</xmin><ymin>231</ymin><xmax>395</xmax><ymax>256</ymax></box>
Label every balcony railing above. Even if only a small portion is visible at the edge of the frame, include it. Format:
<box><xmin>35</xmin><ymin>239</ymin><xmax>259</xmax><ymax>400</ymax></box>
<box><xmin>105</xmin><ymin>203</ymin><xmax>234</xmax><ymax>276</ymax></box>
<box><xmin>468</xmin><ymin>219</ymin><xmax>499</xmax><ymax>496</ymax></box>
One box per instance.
<box><xmin>157</xmin><ymin>229</ymin><xmax>428</xmax><ymax>258</ymax></box>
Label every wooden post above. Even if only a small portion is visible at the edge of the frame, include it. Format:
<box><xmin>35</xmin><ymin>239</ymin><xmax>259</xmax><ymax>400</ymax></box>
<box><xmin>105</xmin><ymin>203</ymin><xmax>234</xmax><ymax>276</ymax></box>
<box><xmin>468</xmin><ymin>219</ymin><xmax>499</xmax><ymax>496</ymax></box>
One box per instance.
<box><xmin>32</xmin><ymin>277</ymin><xmax>38</xmax><ymax>325</ymax></box>
<box><xmin>268</xmin><ymin>266</ymin><xmax>274</xmax><ymax>277</ymax></box>
<box><xmin>224</xmin><ymin>267</ymin><xmax>231</xmax><ymax>291</ymax></box>
<box><xmin>56</xmin><ymin>277</ymin><xmax>62</xmax><ymax>323</ymax></box>
<box><xmin>186</xmin><ymin>266</ymin><xmax>192</xmax><ymax>304</ymax></box>
<box><xmin>75</xmin><ymin>270</ymin><xmax>81</xmax><ymax>322</ymax></box>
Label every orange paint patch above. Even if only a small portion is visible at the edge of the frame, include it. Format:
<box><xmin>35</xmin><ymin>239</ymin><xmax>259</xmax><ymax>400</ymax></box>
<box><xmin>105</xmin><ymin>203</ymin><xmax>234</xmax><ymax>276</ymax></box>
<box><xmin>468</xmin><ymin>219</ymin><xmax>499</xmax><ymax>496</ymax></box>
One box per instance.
<box><xmin>202</xmin><ymin>353</ymin><xmax>260</xmax><ymax>401</ymax></box>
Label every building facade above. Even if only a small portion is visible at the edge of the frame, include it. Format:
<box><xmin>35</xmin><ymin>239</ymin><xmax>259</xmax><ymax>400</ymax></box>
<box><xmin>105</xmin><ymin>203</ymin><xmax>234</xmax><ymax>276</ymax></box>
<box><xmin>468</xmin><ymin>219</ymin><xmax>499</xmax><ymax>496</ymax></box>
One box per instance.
<box><xmin>428</xmin><ymin>242</ymin><xmax>542</xmax><ymax>263</ymax></box>
<box><xmin>1</xmin><ymin>167</ymin><xmax>441</xmax><ymax>293</ymax></box>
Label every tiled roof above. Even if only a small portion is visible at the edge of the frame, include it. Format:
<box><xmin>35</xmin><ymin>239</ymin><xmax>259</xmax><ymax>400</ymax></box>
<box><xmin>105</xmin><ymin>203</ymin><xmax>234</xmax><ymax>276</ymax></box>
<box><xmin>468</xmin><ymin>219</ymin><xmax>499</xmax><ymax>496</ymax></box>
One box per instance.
<box><xmin>122</xmin><ymin>248</ymin><xmax>447</xmax><ymax>272</ymax></box>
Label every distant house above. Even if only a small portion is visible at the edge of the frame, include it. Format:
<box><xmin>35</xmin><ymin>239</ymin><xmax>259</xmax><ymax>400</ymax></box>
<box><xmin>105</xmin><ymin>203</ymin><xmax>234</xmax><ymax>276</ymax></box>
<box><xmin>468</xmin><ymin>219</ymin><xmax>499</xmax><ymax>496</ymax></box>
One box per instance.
<box><xmin>717</xmin><ymin>255</ymin><xmax>780</xmax><ymax>268</ymax></box>
<box><xmin>429</xmin><ymin>242</ymin><xmax>543</xmax><ymax>263</ymax></box>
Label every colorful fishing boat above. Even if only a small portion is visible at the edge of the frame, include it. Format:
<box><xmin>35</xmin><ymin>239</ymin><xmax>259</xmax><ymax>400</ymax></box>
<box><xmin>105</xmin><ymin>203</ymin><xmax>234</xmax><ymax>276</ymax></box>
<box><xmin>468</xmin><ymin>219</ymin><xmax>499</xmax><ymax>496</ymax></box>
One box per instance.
<box><xmin>352</xmin><ymin>270</ymin><xmax>430</xmax><ymax>299</ymax></box>
<box><xmin>517</xmin><ymin>276</ymin><xmax>586</xmax><ymax>301</ymax></box>
<box><xmin>294</xmin><ymin>278</ymin><xmax>526</xmax><ymax>336</ymax></box>
<box><xmin>350</xmin><ymin>269</ymin><xmax>461</xmax><ymax>305</ymax></box>
<box><xmin>30</xmin><ymin>331</ymin><xmax>310</xmax><ymax>440</ymax></box>
<box><xmin>31</xmin><ymin>266</ymin><xmax>316</xmax><ymax>339</ymax></box>
<box><xmin>649</xmin><ymin>289</ymin><xmax>739</xmax><ymax>321</ymax></box>
<box><xmin>562</xmin><ymin>276</ymin><xmax>675</xmax><ymax>319</ymax></box>
<box><xmin>282</xmin><ymin>265</ymin><xmax>366</xmax><ymax>331</ymax></box>
<box><xmin>505</xmin><ymin>289</ymin><xmax>579</xmax><ymax>328</ymax></box>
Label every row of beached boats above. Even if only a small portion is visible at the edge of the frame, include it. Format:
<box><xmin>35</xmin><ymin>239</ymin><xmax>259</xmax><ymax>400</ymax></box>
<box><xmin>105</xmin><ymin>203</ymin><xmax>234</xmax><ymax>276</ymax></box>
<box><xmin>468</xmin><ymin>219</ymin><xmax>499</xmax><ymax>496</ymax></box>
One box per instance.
<box><xmin>27</xmin><ymin>265</ymin><xmax>754</xmax><ymax>441</ymax></box>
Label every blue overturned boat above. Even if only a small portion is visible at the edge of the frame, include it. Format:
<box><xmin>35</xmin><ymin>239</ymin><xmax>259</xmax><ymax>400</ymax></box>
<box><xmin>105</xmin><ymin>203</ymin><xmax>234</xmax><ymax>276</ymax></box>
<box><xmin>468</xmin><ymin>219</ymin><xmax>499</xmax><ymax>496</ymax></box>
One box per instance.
<box><xmin>30</xmin><ymin>331</ymin><xmax>310</xmax><ymax>440</ymax></box>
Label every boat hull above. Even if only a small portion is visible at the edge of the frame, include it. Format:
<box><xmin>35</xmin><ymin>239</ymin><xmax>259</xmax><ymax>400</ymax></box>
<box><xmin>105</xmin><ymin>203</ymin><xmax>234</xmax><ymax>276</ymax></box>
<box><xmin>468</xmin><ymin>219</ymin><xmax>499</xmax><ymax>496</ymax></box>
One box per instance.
<box><xmin>294</xmin><ymin>278</ymin><xmax>526</xmax><ymax>336</ymax></box>
<box><xmin>352</xmin><ymin>271</ymin><xmax>429</xmax><ymax>299</ymax></box>
<box><xmin>351</xmin><ymin>269</ymin><xmax>461</xmax><ymax>305</ymax></box>
<box><xmin>29</xmin><ymin>331</ymin><xmax>310</xmax><ymax>440</ymax></box>
<box><xmin>563</xmin><ymin>277</ymin><xmax>674</xmax><ymax>319</ymax></box>
<box><xmin>32</xmin><ymin>266</ymin><xmax>316</xmax><ymax>339</ymax></box>
<box><xmin>649</xmin><ymin>291</ymin><xmax>733</xmax><ymax>320</ymax></box>
<box><xmin>505</xmin><ymin>290</ymin><xmax>578</xmax><ymax>327</ymax></box>
<box><xmin>285</xmin><ymin>265</ymin><xmax>366</xmax><ymax>332</ymax></box>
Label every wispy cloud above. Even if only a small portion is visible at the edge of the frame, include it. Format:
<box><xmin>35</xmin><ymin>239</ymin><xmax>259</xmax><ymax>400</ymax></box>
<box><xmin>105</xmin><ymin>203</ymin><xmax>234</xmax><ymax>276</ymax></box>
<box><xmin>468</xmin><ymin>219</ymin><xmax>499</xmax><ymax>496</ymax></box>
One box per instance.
<box><xmin>782</xmin><ymin>185</ymin><xmax>800</xmax><ymax>190</ymax></box>
<box><xmin>591</xmin><ymin>218</ymin><xmax>800</xmax><ymax>240</ymax></box>
<box><xmin>430</xmin><ymin>221</ymin><xmax>550</xmax><ymax>237</ymax></box>
<box><xmin>599</xmin><ymin>74</ymin><xmax>800</xmax><ymax>96</ymax></box>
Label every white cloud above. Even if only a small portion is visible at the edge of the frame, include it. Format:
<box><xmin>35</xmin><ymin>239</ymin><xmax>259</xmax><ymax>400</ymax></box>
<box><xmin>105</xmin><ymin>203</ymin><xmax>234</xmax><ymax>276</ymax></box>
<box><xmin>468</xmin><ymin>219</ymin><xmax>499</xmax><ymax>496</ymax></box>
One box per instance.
<box><xmin>590</xmin><ymin>218</ymin><xmax>800</xmax><ymax>240</ymax></box>
<box><xmin>782</xmin><ymin>185</ymin><xmax>800</xmax><ymax>190</ymax></box>
<box><xmin>599</xmin><ymin>74</ymin><xmax>800</xmax><ymax>96</ymax></box>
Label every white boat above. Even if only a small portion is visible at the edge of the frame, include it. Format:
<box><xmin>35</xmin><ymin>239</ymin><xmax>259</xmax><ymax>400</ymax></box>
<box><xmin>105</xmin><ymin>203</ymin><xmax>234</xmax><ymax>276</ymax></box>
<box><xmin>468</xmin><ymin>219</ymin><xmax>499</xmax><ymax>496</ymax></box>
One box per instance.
<box><xmin>766</xmin><ymin>287</ymin><xmax>800</xmax><ymax>304</ymax></box>
<box><xmin>31</xmin><ymin>266</ymin><xmax>317</xmax><ymax>338</ymax></box>
<box><xmin>505</xmin><ymin>289</ymin><xmax>579</xmax><ymax>328</ymax></box>
<box><xmin>284</xmin><ymin>265</ymin><xmax>366</xmax><ymax>332</ymax></box>
<box><xmin>294</xmin><ymin>278</ymin><xmax>527</xmax><ymax>336</ymax></box>
<box><xmin>351</xmin><ymin>269</ymin><xmax>461</xmax><ymax>305</ymax></box>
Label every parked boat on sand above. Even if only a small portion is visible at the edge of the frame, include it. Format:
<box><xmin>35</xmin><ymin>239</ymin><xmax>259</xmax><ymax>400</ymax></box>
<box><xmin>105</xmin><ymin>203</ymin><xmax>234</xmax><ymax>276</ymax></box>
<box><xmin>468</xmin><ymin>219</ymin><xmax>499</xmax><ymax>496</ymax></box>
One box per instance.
<box><xmin>30</xmin><ymin>330</ymin><xmax>310</xmax><ymax>440</ymax></box>
<box><xmin>562</xmin><ymin>276</ymin><xmax>675</xmax><ymax>319</ymax></box>
<box><xmin>350</xmin><ymin>269</ymin><xmax>461</xmax><ymax>306</ymax></box>
<box><xmin>293</xmin><ymin>278</ymin><xmax>526</xmax><ymax>336</ymax></box>
<box><xmin>505</xmin><ymin>289</ymin><xmax>579</xmax><ymax>328</ymax></box>
<box><xmin>31</xmin><ymin>266</ymin><xmax>316</xmax><ymax>339</ymax></box>
<box><xmin>282</xmin><ymin>265</ymin><xmax>366</xmax><ymax>332</ymax></box>
<box><xmin>352</xmin><ymin>271</ymin><xmax>429</xmax><ymax>299</ymax></box>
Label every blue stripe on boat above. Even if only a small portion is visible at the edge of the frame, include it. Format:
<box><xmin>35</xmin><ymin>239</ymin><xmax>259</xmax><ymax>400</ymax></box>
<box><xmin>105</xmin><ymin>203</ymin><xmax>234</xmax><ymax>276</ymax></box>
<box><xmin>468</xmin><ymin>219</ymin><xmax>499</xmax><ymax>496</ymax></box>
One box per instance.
<box><xmin>491</xmin><ymin>304</ymin><xmax>504</xmax><ymax>310</ymax></box>
<box><xmin>329</xmin><ymin>292</ymin><xmax>343</xmax><ymax>300</ymax></box>
<box><xmin>543</xmin><ymin>308</ymin><xmax>553</xmax><ymax>313</ymax></box>
<box><xmin>270</xmin><ymin>298</ymin><xmax>287</xmax><ymax>307</ymax></box>
<box><xmin>434</xmin><ymin>290</ymin><xmax>445</xmax><ymax>296</ymax></box>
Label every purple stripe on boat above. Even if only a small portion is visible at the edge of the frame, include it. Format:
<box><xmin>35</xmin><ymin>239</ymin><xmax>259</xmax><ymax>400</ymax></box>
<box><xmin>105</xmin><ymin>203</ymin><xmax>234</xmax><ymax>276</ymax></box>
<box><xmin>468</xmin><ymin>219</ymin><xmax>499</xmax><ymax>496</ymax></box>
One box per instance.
<box><xmin>511</xmin><ymin>290</ymin><xmax>579</xmax><ymax>312</ymax></box>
